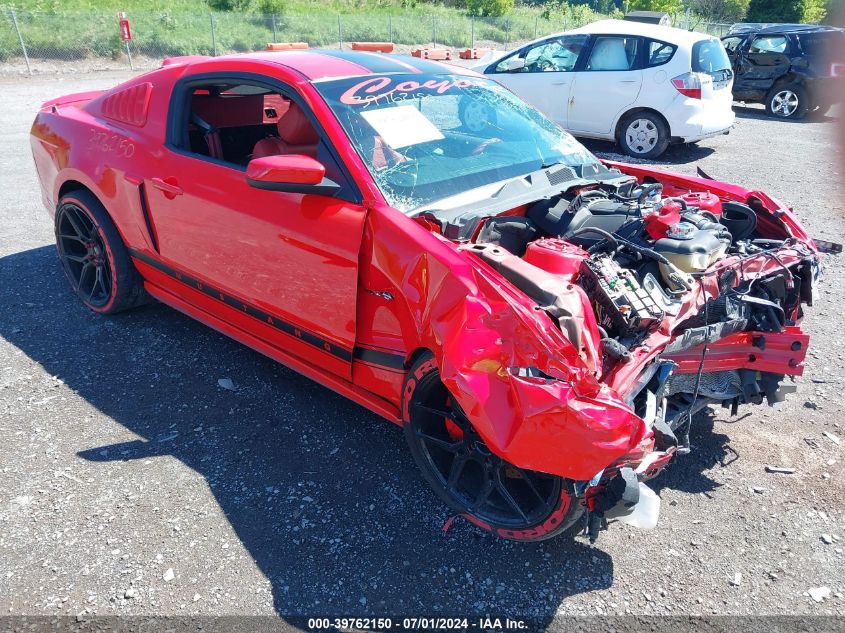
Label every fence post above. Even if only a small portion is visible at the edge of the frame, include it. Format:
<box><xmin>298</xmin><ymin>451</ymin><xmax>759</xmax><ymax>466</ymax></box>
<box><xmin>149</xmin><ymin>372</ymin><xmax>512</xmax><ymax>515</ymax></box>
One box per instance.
<box><xmin>388</xmin><ymin>15</ymin><xmax>392</xmax><ymax>43</ymax></box>
<box><xmin>534</xmin><ymin>16</ymin><xmax>538</xmax><ymax>39</ymax></box>
<box><xmin>432</xmin><ymin>16</ymin><xmax>436</xmax><ymax>47</ymax></box>
<box><xmin>10</xmin><ymin>9</ymin><xmax>32</xmax><ymax>76</ymax></box>
<box><xmin>272</xmin><ymin>14</ymin><xmax>277</xmax><ymax>43</ymax></box>
<box><xmin>504</xmin><ymin>19</ymin><xmax>509</xmax><ymax>48</ymax></box>
<box><xmin>210</xmin><ymin>13</ymin><xmax>217</xmax><ymax>56</ymax></box>
<box><xmin>471</xmin><ymin>16</ymin><xmax>474</xmax><ymax>49</ymax></box>
<box><xmin>337</xmin><ymin>14</ymin><xmax>342</xmax><ymax>50</ymax></box>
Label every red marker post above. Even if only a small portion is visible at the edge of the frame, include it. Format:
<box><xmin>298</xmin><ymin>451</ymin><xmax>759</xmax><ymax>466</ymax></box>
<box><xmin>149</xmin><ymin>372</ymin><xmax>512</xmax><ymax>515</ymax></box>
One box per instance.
<box><xmin>117</xmin><ymin>12</ymin><xmax>134</xmax><ymax>70</ymax></box>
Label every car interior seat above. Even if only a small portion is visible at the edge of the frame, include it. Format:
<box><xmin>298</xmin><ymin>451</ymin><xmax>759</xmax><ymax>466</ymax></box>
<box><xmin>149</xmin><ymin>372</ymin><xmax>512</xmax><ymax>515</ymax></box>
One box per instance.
<box><xmin>589</xmin><ymin>38</ymin><xmax>630</xmax><ymax>71</ymax></box>
<box><xmin>252</xmin><ymin>102</ymin><xmax>320</xmax><ymax>159</ymax></box>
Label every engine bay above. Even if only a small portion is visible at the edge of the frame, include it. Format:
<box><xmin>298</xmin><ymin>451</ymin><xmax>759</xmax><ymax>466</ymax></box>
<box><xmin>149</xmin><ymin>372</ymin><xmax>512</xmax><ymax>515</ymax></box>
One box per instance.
<box><xmin>424</xmin><ymin>167</ymin><xmax>821</xmax><ymax>459</ymax></box>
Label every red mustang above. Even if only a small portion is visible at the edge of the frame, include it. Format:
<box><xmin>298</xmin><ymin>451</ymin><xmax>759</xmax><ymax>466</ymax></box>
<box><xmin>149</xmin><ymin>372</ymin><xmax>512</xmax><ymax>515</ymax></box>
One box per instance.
<box><xmin>31</xmin><ymin>51</ymin><xmax>822</xmax><ymax>542</ymax></box>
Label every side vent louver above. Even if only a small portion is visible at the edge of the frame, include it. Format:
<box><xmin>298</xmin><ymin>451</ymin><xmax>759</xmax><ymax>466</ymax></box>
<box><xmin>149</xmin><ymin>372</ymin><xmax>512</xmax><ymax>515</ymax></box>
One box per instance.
<box><xmin>101</xmin><ymin>82</ymin><xmax>153</xmax><ymax>127</ymax></box>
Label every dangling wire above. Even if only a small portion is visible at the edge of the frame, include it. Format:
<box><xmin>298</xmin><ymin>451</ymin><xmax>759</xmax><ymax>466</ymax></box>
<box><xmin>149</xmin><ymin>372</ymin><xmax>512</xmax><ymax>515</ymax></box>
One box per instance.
<box><xmin>678</xmin><ymin>288</ymin><xmax>710</xmax><ymax>453</ymax></box>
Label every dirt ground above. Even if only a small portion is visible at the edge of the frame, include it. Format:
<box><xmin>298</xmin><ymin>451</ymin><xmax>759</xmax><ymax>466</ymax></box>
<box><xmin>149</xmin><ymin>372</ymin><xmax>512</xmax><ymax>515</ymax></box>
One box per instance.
<box><xmin>0</xmin><ymin>70</ymin><xmax>843</xmax><ymax>628</ymax></box>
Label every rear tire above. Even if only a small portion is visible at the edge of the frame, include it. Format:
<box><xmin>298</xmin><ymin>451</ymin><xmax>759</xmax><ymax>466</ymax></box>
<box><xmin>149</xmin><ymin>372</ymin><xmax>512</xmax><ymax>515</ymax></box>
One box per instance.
<box><xmin>617</xmin><ymin>111</ymin><xmax>670</xmax><ymax>159</ymax></box>
<box><xmin>765</xmin><ymin>84</ymin><xmax>809</xmax><ymax>119</ymax></box>
<box><xmin>55</xmin><ymin>190</ymin><xmax>146</xmax><ymax>314</ymax></box>
<box><xmin>401</xmin><ymin>352</ymin><xmax>584</xmax><ymax>541</ymax></box>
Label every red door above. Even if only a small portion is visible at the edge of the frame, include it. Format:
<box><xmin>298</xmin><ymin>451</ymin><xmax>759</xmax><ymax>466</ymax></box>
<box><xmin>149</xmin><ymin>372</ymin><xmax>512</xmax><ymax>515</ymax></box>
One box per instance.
<box><xmin>143</xmin><ymin>151</ymin><xmax>365</xmax><ymax>380</ymax></box>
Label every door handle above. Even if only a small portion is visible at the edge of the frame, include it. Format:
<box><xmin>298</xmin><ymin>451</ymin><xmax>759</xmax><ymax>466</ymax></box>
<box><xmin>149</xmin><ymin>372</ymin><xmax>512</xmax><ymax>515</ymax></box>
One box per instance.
<box><xmin>551</xmin><ymin>81</ymin><xmax>569</xmax><ymax>85</ymax></box>
<box><xmin>618</xmin><ymin>80</ymin><xmax>639</xmax><ymax>83</ymax></box>
<box><xmin>150</xmin><ymin>177</ymin><xmax>183</xmax><ymax>197</ymax></box>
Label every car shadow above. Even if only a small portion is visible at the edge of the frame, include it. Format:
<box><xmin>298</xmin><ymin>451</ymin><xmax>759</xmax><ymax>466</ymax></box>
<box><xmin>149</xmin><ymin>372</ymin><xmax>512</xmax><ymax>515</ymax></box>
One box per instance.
<box><xmin>733</xmin><ymin>103</ymin><xmax>840</xmax><ymax>123</ymax></box>
<box><xmin>649</xmin><ymin>408</ymin><xmax>735</xmax><ymax>497</ymax></box>
<box><xmin>2</xmin><ymin>245</ymin><xmax>621</xmax><ymax>623</ymax></box>
<box><xmin>581</xmin><ymin>138</ymin><xmax>716</xmax><ymax>166</ymax></box>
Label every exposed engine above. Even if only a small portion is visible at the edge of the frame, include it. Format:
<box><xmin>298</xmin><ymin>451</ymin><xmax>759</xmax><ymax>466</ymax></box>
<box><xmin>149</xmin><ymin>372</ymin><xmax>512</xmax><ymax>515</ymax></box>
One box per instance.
<box><xmin>452</xmin><ymin>176</ymin><xmax>820</xmax><ymax>461</ymax></box>
<box><xmin>419</xmin><ymin>165</ymin><xmax>827</xmax><ymax>543</ymax></box>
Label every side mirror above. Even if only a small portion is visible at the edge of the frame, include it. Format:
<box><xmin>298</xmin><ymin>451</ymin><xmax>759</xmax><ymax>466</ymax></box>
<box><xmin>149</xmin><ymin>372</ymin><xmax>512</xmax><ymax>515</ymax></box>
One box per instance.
<box><xmin>504</xmin><ymin>57</ymin><xmax>526</xmax><ymax>72</ymax></box>
<box><xmin>246</xmin><ymin>154</ymin><xmax>340</xmax><ymax>196</ymax></box>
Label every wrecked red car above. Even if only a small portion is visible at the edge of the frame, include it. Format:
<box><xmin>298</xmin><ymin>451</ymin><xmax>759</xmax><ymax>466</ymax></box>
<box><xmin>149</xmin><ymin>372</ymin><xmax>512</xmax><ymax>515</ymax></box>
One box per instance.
<box><xmin>30</xmin><ymin>51</ymin><xmax>824</xmax><ymax>542</ymax></box>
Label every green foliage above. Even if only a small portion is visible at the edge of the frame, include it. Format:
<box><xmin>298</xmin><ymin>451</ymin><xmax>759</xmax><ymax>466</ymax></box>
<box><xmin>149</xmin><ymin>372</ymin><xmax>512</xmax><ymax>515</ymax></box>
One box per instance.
<box><xmin>687</xmin><ymin>0</ymin><xmax>750</xmax><ymax>23</ymax></box>
<box><xmin>746</xmin><ymin>0</ymin><xmax>802</xmax><ymax>22</ymax></box>
<box><xmin>825</xmin><ymin>0</ymin><xmax>844</xmax><ymax>24</ymax></box>
<box><xmin>539</xmin><ymin>0</ymin><xmax>618</xmax><ymax>25</ymax></box>
<box><xmin>464</xmin><ymin>0</ymin><xmax>514</xmax><ymax>18</ymax></box>
<box><xmin>801</xmin><ymin>0</ymin><xmax>827</xmax><ymax>22</ymax></box>
<box><xmin>206</xmin><ymin>0</ymin><xmax>253</xmax><ymax>10</ymax></box>
<box><xmin>746</xmin><ymin>0</ymin><xmax>826</xmax><ymax>23</ymax></box>
<box><xmin>0</xmin><ymin>0</ymin><xmax>620</xmax><ymax>62</ymax></box>
<box><xmin>256</xmin><ymin>0</ymin><xmax>286</xmax><ymax>13</ymax></box>
<box><xmin>626</xmin><ymin>0</ymin><xmax>683</xmax><ymax>16</ymax></box>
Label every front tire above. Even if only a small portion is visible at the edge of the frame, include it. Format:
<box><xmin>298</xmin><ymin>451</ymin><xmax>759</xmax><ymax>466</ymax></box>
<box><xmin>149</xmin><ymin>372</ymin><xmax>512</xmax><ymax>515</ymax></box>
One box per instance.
<box><xmin>765</xmin><ymin>84</ymin><xmax>809</xmax><ymax>119</ymax></box>
<box><xmin>55</xmin><ymin>190</ymin><xmax>146</xmax><ymax>314</ymax></box>
<box><xmin>617</xmin><ymin>111</ymin><xmax>670</xmax><ymax>159</ymax></box>
<box><xmin>402</xmin><ymin>352</ymin><xmax>584</xmax><ymax>541</ymax></box>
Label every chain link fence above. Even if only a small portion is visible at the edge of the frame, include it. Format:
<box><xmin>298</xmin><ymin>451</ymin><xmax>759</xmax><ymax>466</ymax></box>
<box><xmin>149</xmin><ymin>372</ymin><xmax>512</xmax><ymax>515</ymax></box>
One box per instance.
<box><xmin>0</xmin><ymin>8</ymin><xmax>732</xmax><ymax>75</ymax></box>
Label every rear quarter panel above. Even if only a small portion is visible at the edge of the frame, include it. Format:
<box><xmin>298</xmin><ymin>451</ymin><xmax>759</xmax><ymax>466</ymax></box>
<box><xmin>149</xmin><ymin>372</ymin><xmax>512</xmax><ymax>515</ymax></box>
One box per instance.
<box><xmin>29</xmin><ymin>71</ymin><xmax>176</xmax><ymax>251</ymax></box>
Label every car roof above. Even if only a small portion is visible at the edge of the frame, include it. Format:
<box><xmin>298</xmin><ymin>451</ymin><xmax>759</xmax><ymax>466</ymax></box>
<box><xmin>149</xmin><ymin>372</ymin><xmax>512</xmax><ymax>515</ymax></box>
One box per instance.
<box><xmin>563</xmin><ymin>19</ymin><xmax>712</xmax><ymax>45</ymax></box>
<box><xmin>727</xmin><ymin>22</ymin><xmax>839</xmax><ymax>36</ymax></box>
<box><xmin>169</xmin><ymin>50</ymin><xmax>470</xmax><ymax>82</ymax></box>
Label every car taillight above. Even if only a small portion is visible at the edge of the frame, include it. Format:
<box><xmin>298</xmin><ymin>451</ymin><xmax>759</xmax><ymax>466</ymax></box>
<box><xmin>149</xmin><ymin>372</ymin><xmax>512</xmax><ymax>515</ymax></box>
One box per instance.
<box><xmin>672</xmin><ymin>72</ymin><xmax>702</xmax><ymax>99</ymax></box>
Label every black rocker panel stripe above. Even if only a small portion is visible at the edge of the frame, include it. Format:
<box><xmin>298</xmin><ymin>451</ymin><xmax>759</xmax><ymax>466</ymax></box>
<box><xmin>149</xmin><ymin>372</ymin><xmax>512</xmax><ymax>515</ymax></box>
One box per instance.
<box><xmin>130</xmin><ymin>249</ymin><xmax>352</xmax><ymax>362</ymax></box>
<box><xmin>353</xmin><ymin>346</ymin><xmax>406</xmax><ymax>371</ymax></box>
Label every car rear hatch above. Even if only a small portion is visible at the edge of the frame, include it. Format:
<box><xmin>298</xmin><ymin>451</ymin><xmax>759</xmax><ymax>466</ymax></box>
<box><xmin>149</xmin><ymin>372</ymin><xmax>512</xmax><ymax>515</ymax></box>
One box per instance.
<box><xmin>692</xmin><ymin>38</ymin><xmax>734</xmax><ymax>95</ymax></box>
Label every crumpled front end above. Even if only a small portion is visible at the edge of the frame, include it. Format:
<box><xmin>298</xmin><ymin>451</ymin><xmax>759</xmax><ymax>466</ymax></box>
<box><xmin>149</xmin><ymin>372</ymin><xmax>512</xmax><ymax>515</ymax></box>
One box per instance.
<box><xmin>363</xmin><ymin>161</ymin><xmax>826</xmax><ymax>540</ymax></box>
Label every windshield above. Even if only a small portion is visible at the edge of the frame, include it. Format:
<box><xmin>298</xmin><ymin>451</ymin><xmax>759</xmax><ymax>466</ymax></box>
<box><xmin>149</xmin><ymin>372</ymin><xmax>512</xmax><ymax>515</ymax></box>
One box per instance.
<box><xmin>314</xmin><ymin>73</ymin><xmax>600</xmax><ymax>213</ymax></box>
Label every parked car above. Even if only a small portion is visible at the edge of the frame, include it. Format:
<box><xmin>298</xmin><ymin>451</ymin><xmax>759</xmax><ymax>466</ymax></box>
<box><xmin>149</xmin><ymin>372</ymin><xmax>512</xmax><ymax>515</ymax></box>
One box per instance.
<box><xmin>31</xmin><ymin>51</ymin><xmax>821</xmax><ymax>542</ymax></box>
<box><xmin>471</xmin><ymin>20</ymin><xmax>735</xmax><ymax>158</ymax></box>
<box><xmin>721</xmin><ymin>24</ymin><xmax>845</xmax><ymax>119</ymax></box>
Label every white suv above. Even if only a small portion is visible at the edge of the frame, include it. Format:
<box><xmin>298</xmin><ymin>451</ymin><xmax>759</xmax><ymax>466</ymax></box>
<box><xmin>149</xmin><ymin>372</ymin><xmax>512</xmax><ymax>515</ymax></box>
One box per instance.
<box><xmin>472</xmin><ymin>19</ymin><xmax>735</xmax><ymax>158</ymax></box>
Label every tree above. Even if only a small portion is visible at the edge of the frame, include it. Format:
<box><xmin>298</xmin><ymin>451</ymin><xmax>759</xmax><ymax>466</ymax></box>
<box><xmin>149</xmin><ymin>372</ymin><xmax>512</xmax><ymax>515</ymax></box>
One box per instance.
<box><xmin>626</xmin><ymin>0</ymin><xmax>683</xmax><ymax>13</ymax></box>
<box><xmin>687</xmin><ymin>0</ymin><xmax>750</xmax><ymax>23</ymax></box>
<box><xmin>826</xmin><ymin>0</ymin><xmax>844</xmax><ymax>25</ymax></box>
<box><xmin>464</xmin><ymin>0</ymin><xmax>515</xmax><ymax>17</ymax></box>
<box><xmin>801</xmin><ymin>0</ymin><xmax>827</xmax><ymax>22</ymax></box>
<box><xmin>746</xmin><ymin>0</ymin><xmax>802</xmax><ymax>22</ymax></box>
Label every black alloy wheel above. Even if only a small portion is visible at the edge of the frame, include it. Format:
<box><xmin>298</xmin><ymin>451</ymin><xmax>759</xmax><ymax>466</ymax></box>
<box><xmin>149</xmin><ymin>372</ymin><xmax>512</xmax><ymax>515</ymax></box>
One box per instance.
<box><xmin>56</xmin><ymin>201</ymin><xmax>114</xmax><ymax>308</ymax></box>
<box><xmin>55</xmin><ymin>190</ymin><xmax>146</xmax><ymax>314</ymax></box>
<box><xmin>403</xmin><ymin>353</ymin><xmax>583</xmax><ymax>540</ymax></box>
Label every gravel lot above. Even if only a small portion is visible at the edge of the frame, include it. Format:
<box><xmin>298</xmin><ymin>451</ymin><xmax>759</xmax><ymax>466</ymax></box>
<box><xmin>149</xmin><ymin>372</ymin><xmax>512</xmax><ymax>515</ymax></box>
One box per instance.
<box><xmin>1</xmin><ymin>71</ymin><xmax>843</xmax><ymax>627</ymax></box>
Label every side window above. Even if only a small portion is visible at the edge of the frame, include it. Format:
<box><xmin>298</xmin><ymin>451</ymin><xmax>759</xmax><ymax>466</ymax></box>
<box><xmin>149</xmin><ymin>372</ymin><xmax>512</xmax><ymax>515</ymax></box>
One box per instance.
<box><xmin>646</xmin><ymin>40</ymin><xmax>677</xmax><ymax>67</ymax></box>
<box><xmin>171</xmin><ymin>78</ymin><xmax>349</xmax><ymax>192</ymax></box>
<box><xmin>721</xmin><ymin>36</ymin><xmax>743</xmax><ymax>54</ymax></box>
<box><xmin>494</xmin><ymin>35</ymin><xmax>587</xmax><ymax>73</ymax></box>
<box><xmin>181</xmin><ymin>82</ymin><xmax>300</xmax><ymax>166</ymax></box>
<box><xmin>586</xmin><ymin>36</ymin><xmax>640</xmax><ymax>71</ymax></box>
<box><xmin>749</xmin><ymin>35</ymin><xmax>788</xmax><ymax>54</ymax></box>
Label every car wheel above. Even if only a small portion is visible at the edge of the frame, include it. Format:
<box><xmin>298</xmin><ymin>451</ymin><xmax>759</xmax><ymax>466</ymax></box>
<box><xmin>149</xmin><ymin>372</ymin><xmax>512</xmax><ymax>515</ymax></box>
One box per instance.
<box><xmin>458</xmin><ymin>97</ymin><xmax>496</xmax><ymax>134</ymax></box>
<box><xmin>55</xmin><ymin>190</ymin><xmax>146</xmax><ymax>314</ymax></box>
<box><xmin>617</xmin><ymin>112</ymin><xmax>670</xmax><ymax>159</ymax></box>
<box><xmin>765</xmin><ymin>84</ymin><xmax>809</xmax><ymax>119</ymax></box>
<box><xmin>402</xmin><ymin>352</ymin><xmax>584</xmax><ymax>541</ymax></box>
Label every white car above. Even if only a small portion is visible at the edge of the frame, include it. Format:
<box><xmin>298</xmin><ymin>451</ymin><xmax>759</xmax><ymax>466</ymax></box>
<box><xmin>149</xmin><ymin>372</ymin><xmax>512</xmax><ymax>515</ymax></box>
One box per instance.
<box><xmin>470</xmin><ymin>20</ymin><xmax>735</xmax><ymax>158</ymax></box>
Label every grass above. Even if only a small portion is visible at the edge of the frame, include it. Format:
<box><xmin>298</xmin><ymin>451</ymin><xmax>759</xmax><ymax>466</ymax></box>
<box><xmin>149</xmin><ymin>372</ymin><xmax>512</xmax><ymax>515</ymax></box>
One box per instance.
<box><xmin>0</xmin><ymin>0</ymin><xmax>615</xmax><ymax>61</ymax></box>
